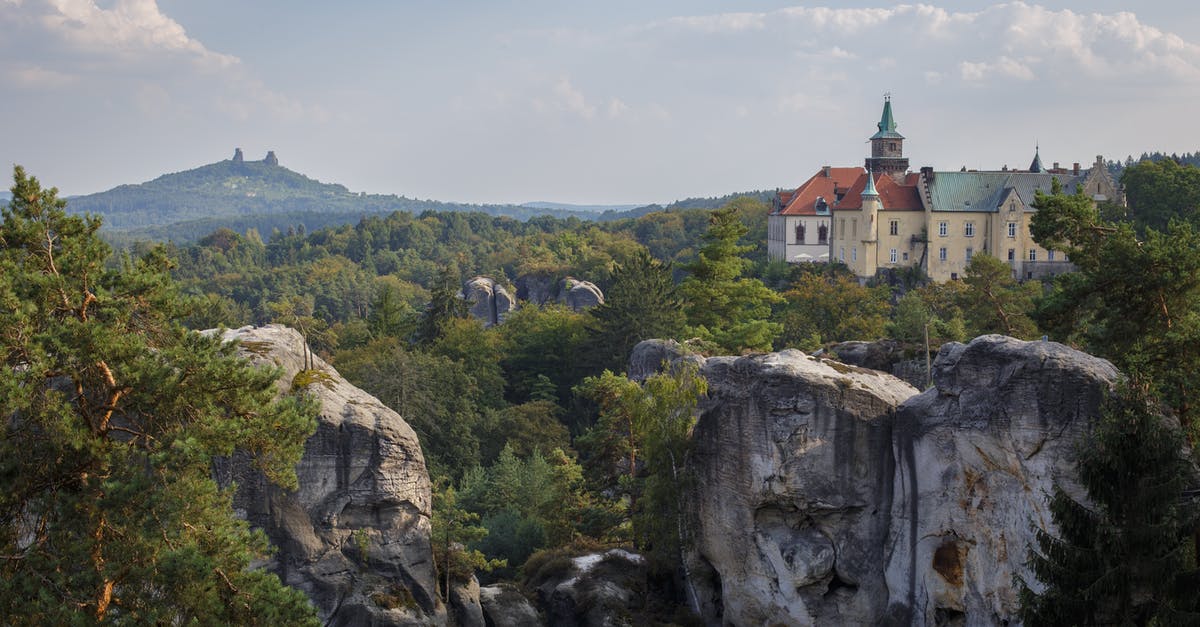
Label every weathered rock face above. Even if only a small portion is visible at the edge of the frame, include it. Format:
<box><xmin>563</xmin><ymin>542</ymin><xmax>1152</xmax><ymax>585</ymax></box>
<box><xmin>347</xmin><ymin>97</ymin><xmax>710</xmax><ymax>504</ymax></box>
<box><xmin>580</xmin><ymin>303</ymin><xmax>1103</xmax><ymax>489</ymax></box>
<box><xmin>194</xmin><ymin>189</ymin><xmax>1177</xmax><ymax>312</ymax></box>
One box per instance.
<box><xmin>531</xmin><ymin>549</ymin><xmax>649</xmax><ymax>627</ymax></box>
<box><xmin>685</xmin><ymin>335</ymin><xmax>1119</xmax><ymax>626</ymax></box>
<box><xmin>515</xmin><ymin>274</ymin><xmax>604</xmax><ymax>312</ymax></box>
<box><xmin>462</xmin><ymin>277</ymin><xmax>518</xmax><ymax>327</ymax></box>
<box><xmin>479</xmin><ymin>584</ymin><xmax>540</xmax><ymax>627</ymax></box>
<box><xmin>688</xmin><ymin>350</ymin><xmax>919</xmax><ymax>625</ymax></box>
<box><xmin>560</xmin><ymin>278</ymin><xmax>604</xmax><ymax>311</ymax></box>
<box><xmin>212</xmin><ymin>325</ymin><xmax>445</xmax><ymax>626</ymax></box>
<box><xmin>832</xmin><ymin>339</ymin><xmax>931</xmax><ymax>390</ymax></box>
<box><xmin>883</xmin><ymin>335</ymin><xmax>1118</xmax><ymax>624</ymax></box>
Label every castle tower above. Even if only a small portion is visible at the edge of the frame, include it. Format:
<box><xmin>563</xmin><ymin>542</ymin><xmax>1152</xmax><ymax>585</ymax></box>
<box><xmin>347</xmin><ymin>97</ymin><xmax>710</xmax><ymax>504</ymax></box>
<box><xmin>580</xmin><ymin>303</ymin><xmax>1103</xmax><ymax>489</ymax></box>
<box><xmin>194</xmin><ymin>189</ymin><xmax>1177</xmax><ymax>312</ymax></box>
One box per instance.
<box><xmin>866</xmin><ymin>95</ymin><xmax>909</xmax><ymax>182</ymax></box>
<box><xmin>1028</xmin><ymin>145</ymin><xmax>1044</xmax><ymax>173</ymax></box>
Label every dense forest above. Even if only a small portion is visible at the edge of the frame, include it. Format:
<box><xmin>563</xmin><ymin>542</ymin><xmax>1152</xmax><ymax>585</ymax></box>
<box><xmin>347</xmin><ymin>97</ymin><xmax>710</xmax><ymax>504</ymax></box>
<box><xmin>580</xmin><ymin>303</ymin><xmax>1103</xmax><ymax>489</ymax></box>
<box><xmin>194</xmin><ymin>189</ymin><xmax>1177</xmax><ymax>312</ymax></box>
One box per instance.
<box><xmin>7</xmin><ymin>154</ymin><xmax>1200</xmax><ymax>623</ymax></box>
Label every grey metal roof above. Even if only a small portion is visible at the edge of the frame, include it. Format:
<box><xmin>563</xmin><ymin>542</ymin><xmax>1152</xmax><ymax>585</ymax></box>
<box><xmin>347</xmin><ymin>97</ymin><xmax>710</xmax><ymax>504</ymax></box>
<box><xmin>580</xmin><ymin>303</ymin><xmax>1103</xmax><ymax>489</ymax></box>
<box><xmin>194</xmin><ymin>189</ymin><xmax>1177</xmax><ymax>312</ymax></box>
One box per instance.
<box><xmin>925</xmin><ymin>171</ymin><xmax>1082</xmax><ymax>213</ymax></box>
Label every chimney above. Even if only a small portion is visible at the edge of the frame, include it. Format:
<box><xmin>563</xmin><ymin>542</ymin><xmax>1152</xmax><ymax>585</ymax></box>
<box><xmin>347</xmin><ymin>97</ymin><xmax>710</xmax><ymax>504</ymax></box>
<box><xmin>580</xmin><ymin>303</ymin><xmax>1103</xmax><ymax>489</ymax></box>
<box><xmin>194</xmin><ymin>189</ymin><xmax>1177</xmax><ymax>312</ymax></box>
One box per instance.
<box><xmin>1052</xmin><ymin>162</ymin><xmax>1060</xmax><ymax>170</ymax></box>
<box><xmin>1073</xmin><ymin>162</ymin><xmax>1080</xmax><ymax>175</ymax></box>
<box><xmin>822</xmin><ymin>165</ymin><xmax>831</xmax><ymax>177</ymax></box>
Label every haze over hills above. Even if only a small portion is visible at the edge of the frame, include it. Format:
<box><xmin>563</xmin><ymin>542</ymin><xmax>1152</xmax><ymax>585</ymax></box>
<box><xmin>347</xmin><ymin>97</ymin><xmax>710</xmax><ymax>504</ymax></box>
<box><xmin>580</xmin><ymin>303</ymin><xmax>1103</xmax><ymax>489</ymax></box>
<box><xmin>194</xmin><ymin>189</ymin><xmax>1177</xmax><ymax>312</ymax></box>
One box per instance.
<box><xmin>47</xmin><ymin>149</ymin><xmax>773</xmax><ymax>243</ymax></box>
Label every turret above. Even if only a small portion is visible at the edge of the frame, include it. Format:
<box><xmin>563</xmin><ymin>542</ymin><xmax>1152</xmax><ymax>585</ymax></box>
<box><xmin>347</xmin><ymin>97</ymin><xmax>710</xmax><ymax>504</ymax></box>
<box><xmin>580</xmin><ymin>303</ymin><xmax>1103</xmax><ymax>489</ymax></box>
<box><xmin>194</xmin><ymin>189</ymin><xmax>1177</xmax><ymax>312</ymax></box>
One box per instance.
<box><xmin>862</xmin><ymin>169</ymin><xmax>880</xmax><ymax>242</ymax></box>
<box><xmin>1028</xmin><ymin>146</ymin><xmax>1044</xmax><ymax>173</ymax></box>
<box><xmin>865</xmin><ymin>95</ymin><xmax>909</xmax><ymax>182</ymax></box>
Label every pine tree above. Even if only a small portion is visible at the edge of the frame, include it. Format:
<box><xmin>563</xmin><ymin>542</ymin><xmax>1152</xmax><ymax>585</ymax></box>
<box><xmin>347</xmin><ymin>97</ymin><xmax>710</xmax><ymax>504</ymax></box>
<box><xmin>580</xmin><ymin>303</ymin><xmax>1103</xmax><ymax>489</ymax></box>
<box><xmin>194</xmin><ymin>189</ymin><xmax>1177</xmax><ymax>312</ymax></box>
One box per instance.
<box><xmin>679</xmin><ymin>202</ymin><xmax>782</xmax><ymax>353</ymax></box>
<box><xmin>1018</xmin><ymin>385</ymin><xmax>1200</xmax><ymax>626</ymax></box>
<box><xmin>0</xmin><ymin>167</ymin><xmax>319</xmax><ymax>623</ymax></box>
<box><xmin>580</xmin><ymin>249</ymin><xmax>686</xmax><ymax>375</ymax></box>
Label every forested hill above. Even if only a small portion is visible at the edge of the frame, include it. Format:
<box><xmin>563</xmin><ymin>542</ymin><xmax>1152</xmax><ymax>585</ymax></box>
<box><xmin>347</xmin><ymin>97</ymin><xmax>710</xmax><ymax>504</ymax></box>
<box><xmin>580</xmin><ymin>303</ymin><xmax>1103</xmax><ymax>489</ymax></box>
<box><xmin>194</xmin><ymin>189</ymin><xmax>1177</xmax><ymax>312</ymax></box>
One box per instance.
<box><xmin>62</xmin><ymin>152</ymin><xmax>771</xmax><ymax>243</ymax></box>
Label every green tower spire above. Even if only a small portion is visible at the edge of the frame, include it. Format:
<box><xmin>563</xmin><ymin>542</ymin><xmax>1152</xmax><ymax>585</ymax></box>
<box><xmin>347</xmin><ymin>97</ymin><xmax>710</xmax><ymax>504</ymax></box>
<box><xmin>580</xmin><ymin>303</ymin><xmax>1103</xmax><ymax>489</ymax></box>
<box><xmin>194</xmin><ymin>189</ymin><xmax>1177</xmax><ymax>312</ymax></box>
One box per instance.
<box><xmin>870</xmin><ymin>94</ymin><xmax>904</xmax><ymax>140</ymax></box>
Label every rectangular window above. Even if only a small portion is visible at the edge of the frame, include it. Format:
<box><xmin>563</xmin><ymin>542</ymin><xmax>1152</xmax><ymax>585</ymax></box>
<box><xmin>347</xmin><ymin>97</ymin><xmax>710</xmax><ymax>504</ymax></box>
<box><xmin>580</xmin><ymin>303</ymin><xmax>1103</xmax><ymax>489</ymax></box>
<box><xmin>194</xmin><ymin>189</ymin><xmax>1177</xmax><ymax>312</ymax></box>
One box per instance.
<box><xmin>966</xmin><ymin>247</ymin><xmax>974</xmax><ymax>262</ymax></box>
<box><xmin>902</xmin><ymin>252</ymin><xmax>909</xmax><ymax>261</ymax></box>
<box><xmin>1007</xmin><ymin>222</ymin><xmax>1017</xmax><ymax>238</ymax></box>
<box><xmin>839</xmin><ymin>219</ymin><xmax>845</xmax><ymax>238</ymax></box>
<box><xmin>839</xmin><ymin>247</ymin><xmax>845</xmax><ymax>262</ymax></box>
<box><xmin>852</xmin><ymin>247</ymin><xmax>857</xmax><ymax>262</ymax></box>
<box><xmin>938</xmin><ymin>221</ymin><xmax>948</xmax><ymax>237</ymax></box>
<box><xmin>1047</xmin><ymin>250</ymin><xmax>1056</xmax><ymax>261</ymax></box>
<box><xmin>964</xmin><ymin>222</ymin><xmax>975</xmax><ymax>237</ymax></box>
<box><xmin>938</xmin><ymin>247</ymin><xmax>947</xmax><ymax>261</ymax></box>
<box><xmin>1029</xmin><ymin>249</ymin><xmax>1037</xmax><ymax>261</ymax></box>
<box><xmin>1008</xmin><ymin>248</ymin><xmax>1015</xmax><ymax>261</ymax></box>
<box><xmin>889</xmin><ymin>220</ymin><xmax>899</xmax><ymax>236</ymax></box>
<box><xmin>889</xmin><ymin>248</ymin><xmax>898</xmax><ymax>263</ymax></box>
<box><xmin>852</xmin><ymin>219</ymin><xmax>858</xmax><ymax>238</ymax></box>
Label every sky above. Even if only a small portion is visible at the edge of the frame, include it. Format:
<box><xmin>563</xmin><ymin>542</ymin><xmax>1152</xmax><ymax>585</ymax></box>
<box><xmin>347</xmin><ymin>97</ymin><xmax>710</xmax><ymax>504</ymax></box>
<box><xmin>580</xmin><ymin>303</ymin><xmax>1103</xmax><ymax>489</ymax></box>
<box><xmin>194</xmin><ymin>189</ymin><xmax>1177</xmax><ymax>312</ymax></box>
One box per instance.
<box><xmin>2</xmin><ymin>1</ymin><xmax>1199</xmax><ymax>205</ymax></box>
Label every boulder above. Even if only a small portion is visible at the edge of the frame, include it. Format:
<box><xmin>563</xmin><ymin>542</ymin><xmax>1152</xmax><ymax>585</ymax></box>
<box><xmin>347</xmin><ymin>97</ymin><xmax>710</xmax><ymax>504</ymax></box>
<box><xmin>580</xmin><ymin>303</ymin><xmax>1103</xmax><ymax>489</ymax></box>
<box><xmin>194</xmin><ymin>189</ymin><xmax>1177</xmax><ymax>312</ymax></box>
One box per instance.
<box><xmin>212</xmin><ymin>325</ymin><xmax>444</xmax><ymax>626</ymax></box>
<box><xmin>685</xmin><ymin>335</ymin><xmax>1120</xmax><ymax>625</ymax></box>
<box><xmin>560</xmin><ymin>278</ymin><xmax>604</xmax><ymax>311</ymax></box>
<box><xmin>531</xmin><ymin>549</ymin><xmax>649</xmax><ymax>627</ymax></box>
<box><xmin>479</xmin><ymin>584</ymin><xmax>540</xmax><ymax>627</ymax></box>
<box><xmin>449</xmin><ymin>577</ymin><xmax>485</xmax><ymax>627</ymax></box>
<box><xmin>462</xmin><ymin>277</ymin><xmax>518</xmax><ymax>327</ymax></box>
<box><xmin>514</xmin><ymin>274</ymin><xmax>605</xmax><ymax>312</ymax></box>
<box><xmin>627</xmin><ymin>339</ymin><xmax>703</xmax><ymax>382</ymax></box>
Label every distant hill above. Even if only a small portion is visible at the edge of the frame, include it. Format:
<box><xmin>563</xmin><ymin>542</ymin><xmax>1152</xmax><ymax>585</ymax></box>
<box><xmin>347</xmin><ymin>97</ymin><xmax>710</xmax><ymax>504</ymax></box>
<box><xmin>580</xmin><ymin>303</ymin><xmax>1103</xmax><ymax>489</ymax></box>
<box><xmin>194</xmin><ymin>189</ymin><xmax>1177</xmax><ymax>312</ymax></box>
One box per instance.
<box><xmin>522</xmin><ymin>201</ymin><xmax>642</xmax><ymax>213</ymax></box>
<box><xmin>66</xmin><ymin>151</ymin><xmax>612</xmax><ymax>242</ymax></box>
<box><xmin>57</xmin><ymin>150</ymin><xmax>775</xmax><ymax>243</ymax></box>
<box><xmin>0</xmin><ymin>191</ymin><xmax>10</xmax><ymax>204</ymax></box>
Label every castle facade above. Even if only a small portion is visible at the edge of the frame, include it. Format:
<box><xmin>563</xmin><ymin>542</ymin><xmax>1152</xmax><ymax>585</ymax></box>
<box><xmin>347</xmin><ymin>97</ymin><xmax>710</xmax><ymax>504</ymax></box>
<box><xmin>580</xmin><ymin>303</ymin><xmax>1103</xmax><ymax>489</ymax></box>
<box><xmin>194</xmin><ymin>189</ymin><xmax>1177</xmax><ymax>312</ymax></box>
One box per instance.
<box><xmin>767</xmin><ymin>98</ymin><xmax>1121</xmax><ymax>282</ymax></box>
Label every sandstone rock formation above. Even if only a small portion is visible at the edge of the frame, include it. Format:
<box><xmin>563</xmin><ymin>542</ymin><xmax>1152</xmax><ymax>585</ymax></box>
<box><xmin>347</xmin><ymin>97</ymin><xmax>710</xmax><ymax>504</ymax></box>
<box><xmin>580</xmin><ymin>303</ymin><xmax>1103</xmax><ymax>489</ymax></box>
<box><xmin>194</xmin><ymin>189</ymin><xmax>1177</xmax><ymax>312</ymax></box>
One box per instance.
<box><xmin>530</xmin><ymin>549</ymin><xmax>649</xmax><ymax>627</ymax></box>
<box><xmin>479</xmin><ymin>584</ymin><xmax>540</xmax><ymax>626</ymax></box>
<box><xmin>683</xmin><ymin>335</ymin><xmax>1119</xmax><ymax>626</ymax></box>
<box><xmin>462</xmin><ymin>276</ymin><xmax>518</xmax><ymax>327</ymax></box>
<box><xmin>212</xmin><ymin>325</ymin><xmax>447</xmax><ymax>626</ymax></box>
<box><xmin>515</xmin><ymin>274</ymin><xmax>604</xmax><ymax>312</ymax></box>
<box><xmin>560</xmin><ymin>277</ymin><xmax>604</xmax><ymax>311</ymax></box>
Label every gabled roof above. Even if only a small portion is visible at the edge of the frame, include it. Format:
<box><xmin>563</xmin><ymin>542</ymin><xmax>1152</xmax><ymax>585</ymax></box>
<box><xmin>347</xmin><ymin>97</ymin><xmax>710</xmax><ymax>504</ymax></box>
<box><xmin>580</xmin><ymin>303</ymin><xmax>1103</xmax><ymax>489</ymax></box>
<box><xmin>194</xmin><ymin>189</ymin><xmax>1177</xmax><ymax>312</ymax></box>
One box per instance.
<box><xmin>778</xmin><ymin>167</ymin><xmax>863</xmax><ymax>216</ymax></box>
<box><xmin>836</xmin><ymin>171</ymin><xmax>923</xmax><ymax>211</ymax></box>
<box><xmin>925</xmin><ymin>171</ymin><xmax>1083</xmax><ymax>213</ymax></box>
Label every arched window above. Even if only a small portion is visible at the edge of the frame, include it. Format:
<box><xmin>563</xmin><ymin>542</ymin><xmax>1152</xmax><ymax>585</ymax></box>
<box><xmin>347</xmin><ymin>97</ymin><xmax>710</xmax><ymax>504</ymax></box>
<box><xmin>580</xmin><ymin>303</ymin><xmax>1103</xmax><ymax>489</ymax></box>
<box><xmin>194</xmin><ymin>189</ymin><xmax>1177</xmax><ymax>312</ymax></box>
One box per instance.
<box><xmin>795</xmin><ymin>223</ymin><xmax>806</xmax><ymax>244</ymax></box>
<box><xmin>818</xmin><ymin>223</ymin><xmax>828</xmax><ymax>245</ymax></box>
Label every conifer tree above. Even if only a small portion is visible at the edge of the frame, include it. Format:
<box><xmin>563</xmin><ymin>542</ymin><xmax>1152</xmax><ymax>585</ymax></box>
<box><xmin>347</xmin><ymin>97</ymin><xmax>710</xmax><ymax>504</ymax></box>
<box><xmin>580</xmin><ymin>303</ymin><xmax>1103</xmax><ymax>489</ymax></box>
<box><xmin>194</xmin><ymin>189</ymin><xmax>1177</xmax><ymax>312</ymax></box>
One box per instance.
<box><xmin>0</xmin><ymin>167</ymin><xmax>319</xmax><ymax>623</ymax></box>
<box><xmin>1018</xmin><ymin>385</ymin><xmax>1200</xmax><ymax>626</ymax></box>
<box><xmin>679</xmin><ymin>201</ymin><xmax>782</xmax><ymax>353</ymax></box>
<box><xmin>581</xmin><ymin>249</ymin><xmax>685</xmax><ymax>375</ymax></box>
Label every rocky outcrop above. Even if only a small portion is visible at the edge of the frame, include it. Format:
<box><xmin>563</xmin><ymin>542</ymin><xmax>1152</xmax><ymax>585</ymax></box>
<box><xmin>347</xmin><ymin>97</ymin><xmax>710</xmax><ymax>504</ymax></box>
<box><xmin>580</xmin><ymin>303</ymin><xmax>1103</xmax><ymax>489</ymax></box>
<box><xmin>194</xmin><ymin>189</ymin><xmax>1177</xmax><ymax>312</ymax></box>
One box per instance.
<box><xmin>515</xmin><ymin>275</ymin><xmax>604</xmax><ymax>312</ymax></box>
<box><xmin>627</xmin><ymin>339</ymin><xmax>703</xmax><ymax>383</ymax></box>
<box><xmin>462</xmin><ymin>277</ymin><xmax>518</xmax><ymax>327</ymax></box>
<box><xmin>530</xmin><ymin>549</ymin><xmax>650</xmax><ymax>627</ymax></box>
<box><xmin>685</xmin><ymin>335</ymin><xmax>1119</xmax><ymax>626</ymax></box>
<box><xmin>560</xmin><ymin>278</ymin><xmax>604</xmax><ymax>311</ymax></box>
<box><xmin>479</xmin><ymin>584</ymin><xmax>540</xmax><ymax>626</ymax></box>
<box><xmin>832</xmin><ymin>339</ymin><xmax>931</xmax><ymax>390</ymax></box>
<box><xmin>212</xmin><ymin>325</ymin><xmax>446</xmax><ymax>626</ymax></box>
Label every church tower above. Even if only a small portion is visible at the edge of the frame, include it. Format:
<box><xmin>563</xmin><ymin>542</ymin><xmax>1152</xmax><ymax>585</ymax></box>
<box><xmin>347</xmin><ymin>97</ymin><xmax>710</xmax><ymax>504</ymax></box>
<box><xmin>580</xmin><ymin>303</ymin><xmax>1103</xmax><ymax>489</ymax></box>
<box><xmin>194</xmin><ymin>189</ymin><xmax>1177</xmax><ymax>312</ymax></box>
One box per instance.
<box><xmin>866</xmin><ymin>95</ymin><xmax>909</xmax><ymax>182</ymax></box>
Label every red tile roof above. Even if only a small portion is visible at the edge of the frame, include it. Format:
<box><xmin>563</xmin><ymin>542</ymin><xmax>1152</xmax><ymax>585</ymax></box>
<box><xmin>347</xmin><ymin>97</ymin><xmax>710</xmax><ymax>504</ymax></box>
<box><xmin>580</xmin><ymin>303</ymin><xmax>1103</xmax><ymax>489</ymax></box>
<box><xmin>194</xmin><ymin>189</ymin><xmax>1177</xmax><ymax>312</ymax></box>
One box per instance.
<box><xmin>778</xmin><ymin>167</ymin><xmax>863</xmax><ymax>216</ymax></box>
<box><xmin>837</xmin><ymin>171</ymin><xmax>923</xmax><ymax>211</ymax></box>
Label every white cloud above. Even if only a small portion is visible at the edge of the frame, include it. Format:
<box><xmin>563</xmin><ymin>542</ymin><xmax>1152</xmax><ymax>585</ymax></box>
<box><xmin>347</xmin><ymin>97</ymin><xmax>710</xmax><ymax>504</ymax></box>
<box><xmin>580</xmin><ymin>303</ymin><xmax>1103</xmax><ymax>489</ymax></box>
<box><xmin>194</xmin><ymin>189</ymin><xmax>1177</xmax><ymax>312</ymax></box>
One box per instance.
<box><xmin>0</xmin><ymin>0</ymin><xmax>319</xmax><ymax>123</ymax></box>
<box><xmin>552</xmin><ymin>77</ymin><xmax>597</xmax><ymax>119</ymax></box>
<box><xmin>607</xmin><ymin>98</ymin><xmax>629</xmax><ymax>119</ymax></box>
<box><xmin>960</xmin><ymin>56</ymin><xmax>1035</xmax><ymax>81</ymax></box>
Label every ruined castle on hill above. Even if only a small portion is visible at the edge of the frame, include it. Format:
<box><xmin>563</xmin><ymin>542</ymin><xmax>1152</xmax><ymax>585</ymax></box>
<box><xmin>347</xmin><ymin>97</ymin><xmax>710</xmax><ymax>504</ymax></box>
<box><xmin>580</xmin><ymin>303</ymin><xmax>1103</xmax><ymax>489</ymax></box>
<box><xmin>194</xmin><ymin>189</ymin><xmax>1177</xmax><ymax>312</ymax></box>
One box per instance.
<box><xmin>231</xmin><ymin>147</ymin><xmax>279</xmax><ymax>167</ymax></box>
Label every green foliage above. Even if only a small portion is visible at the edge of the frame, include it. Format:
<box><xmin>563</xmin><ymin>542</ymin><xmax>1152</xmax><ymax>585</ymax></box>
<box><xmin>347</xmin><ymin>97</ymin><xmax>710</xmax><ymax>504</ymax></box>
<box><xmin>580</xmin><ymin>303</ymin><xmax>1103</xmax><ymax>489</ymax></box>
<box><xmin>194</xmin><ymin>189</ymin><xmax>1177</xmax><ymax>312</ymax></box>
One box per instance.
<box><xmin>777</xmin><ymin>271</ymin><xmax>890</xmax><ymax>349</ymax></box>
<box><xmin>0</xmin><ymin>167</ymin><xmax>319</xmax><ymax>624</ymax></box>
<box><xmin>431</xmin><ymin>486</ymin><xmax>504</xmax><ymax>601</ymax></box>
<box><xmin>1032</xmin><ymin>181</ymin><xmax>1200</xmax><ymax>434</ymax></box>
<box><xmin>579</xmin><ymin>249</ymin><xmax>686</xmax><ymax>376</ymax></box>
<box><xmin>576</xmin><ymin>365</ymin><xmax>707</xmax><ymax>565</ymax></box>
<box><xmin>960</xmin><ymin>253</ymin><xmax>1040</xmax><ymax>339</ymax></box>
<box><xmin>334</xmin><ymin>337</ymin><xmax>483</xmax><ymax>481</ymax></box>
<box><xmin>1018</xmin><ymin>385</ymin><xmax>1200</xmax><ymax>625</ymax></box>
<box><xmin>680</xmin><ymin>203</ymin><xmax>782</xmax><ymax>353</ymax></box>
<box><xmin>1121</xmin><ymin>158</ymin><xmax>1200</xmax><ymax>233</ymax></box>
<box><xmin>498</xmin><ymin>305</ymin><xmax>589</xmax><ymax>406</ymax></box>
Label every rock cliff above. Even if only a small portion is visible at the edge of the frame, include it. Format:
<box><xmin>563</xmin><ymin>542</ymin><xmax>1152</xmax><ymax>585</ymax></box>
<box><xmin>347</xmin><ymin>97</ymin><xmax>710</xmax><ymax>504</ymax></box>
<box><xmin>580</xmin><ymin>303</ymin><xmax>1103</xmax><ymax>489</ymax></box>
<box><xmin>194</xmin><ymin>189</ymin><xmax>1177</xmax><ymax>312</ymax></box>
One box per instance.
<box><xmin>462</xmin><ymin>276</ymin><xmax>518</xmax><ymax>327</ymax></box>
<box><xmin>515</xmin><ymin>275</ymin><xmax>604</xmax><ymax>312</ymax></box>
<box><xmin>679</xmin><ymin>335</ymin><xmax>1119</xmax><ymax>626</ymax></box>
<box><xmin>212</xmin><ymin>325</ymin><xmax>445</xmax><ymax>626</ymax></box>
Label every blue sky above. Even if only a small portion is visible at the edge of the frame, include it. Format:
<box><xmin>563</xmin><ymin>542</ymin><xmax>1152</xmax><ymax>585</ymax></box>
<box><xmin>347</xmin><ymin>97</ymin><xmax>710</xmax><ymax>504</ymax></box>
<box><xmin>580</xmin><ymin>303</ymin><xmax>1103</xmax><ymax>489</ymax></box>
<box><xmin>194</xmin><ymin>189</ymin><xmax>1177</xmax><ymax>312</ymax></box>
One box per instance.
<box><xmin>2</xmin><ymin>1</ymin><xmax>1199</xmax><ymax>205</ymax></box>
